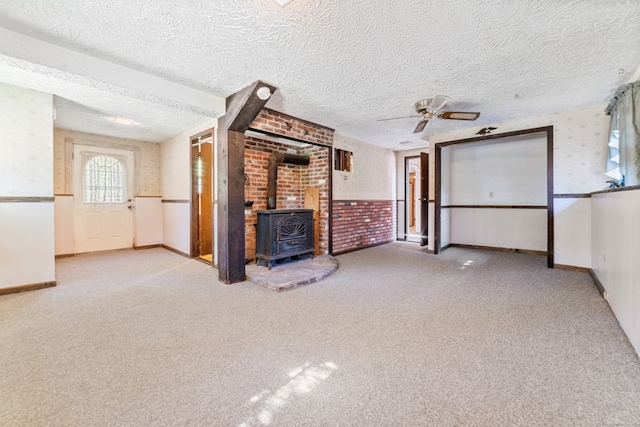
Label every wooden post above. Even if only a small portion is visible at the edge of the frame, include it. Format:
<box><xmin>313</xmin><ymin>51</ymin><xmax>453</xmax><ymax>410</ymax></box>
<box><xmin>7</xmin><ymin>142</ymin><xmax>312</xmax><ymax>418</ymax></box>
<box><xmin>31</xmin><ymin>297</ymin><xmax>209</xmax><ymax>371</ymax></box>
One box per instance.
<box><xmin>217</xmin><ymin>81</ymin><xmax>277</xmax><ymax>284</ymax></box>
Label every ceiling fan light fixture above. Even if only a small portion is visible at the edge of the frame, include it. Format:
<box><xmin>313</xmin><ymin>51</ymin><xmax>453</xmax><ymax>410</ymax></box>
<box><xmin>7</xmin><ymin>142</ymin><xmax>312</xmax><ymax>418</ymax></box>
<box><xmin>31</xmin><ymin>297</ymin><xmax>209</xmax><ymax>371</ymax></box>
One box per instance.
<box><xmin>273</xmin><ymin>0</ymin><xmax>294</xmax><ymax>6</ymax></box>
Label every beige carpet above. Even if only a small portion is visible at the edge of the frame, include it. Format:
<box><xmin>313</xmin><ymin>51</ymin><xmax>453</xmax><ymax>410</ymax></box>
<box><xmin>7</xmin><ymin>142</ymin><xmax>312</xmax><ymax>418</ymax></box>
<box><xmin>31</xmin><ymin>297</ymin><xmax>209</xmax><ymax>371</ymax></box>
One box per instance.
<box><xmin>1</xmin><ymin>243</ymin><xmax>639</xmax><ymax>426</ymax></box>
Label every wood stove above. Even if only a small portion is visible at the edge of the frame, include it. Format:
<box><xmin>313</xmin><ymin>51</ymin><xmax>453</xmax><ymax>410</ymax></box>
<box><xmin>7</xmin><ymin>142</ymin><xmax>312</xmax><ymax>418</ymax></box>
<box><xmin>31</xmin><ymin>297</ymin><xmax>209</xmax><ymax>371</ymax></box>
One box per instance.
<box><xmin>256</xmin><ymin>209</ymin><xmax>314</xmax><ymax>269</ymax></box>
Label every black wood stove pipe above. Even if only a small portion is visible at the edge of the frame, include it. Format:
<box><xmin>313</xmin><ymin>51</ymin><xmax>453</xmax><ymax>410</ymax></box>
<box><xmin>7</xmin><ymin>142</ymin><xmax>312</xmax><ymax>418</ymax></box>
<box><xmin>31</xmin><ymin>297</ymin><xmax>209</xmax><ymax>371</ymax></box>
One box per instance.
<box><xmin>267</xmin><ymin>152</ymin><xmax>310</xmax><ymax>209</ymax></box>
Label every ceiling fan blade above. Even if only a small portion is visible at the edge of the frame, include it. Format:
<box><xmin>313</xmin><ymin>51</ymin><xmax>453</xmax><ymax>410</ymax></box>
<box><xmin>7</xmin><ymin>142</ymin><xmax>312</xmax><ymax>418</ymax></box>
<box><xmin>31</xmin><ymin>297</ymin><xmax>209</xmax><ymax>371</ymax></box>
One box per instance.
<box><xmin>428</xmin><ymin>95</ymin><xmax>450</xmax><ymax>111</ymax></box>
<box><xmin>439</xmin><ymin>111</ymin><xmax>480</xmax><ymax>120</ymax></box>
<box><xmin>413</xmin><ymin>120</ymin><xmax>429</xmax><ymax>133</ymax></box>
<box><xmin>377</xmin><ymin>115</ymin><xmax>420</xmax><ymax>122</ymax></box>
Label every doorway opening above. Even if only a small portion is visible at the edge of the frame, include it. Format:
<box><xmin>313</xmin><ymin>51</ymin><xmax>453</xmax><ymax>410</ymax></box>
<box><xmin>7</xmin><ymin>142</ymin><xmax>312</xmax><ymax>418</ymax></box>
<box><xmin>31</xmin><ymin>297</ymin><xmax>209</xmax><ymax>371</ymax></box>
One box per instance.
<box><xmin>190</xmin><ymin>129</ymin><xmax>215</xmax><ymax>265</ymax></box>
<box><xmin>434</xmin><ymin>126</ymin><xmax>554</xmax><ymax>267</ymax></box>
<box><xmin>404</xmin><ymin>153</ymin><xmax>429</xmax><ymax>246</ymax></box>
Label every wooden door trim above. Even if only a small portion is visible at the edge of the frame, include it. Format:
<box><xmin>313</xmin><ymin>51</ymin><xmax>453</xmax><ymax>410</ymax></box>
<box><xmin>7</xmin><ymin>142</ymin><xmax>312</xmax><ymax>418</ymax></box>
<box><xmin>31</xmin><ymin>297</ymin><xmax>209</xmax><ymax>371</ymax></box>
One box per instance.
<box><xmin>434</xmin><ymin>126</ymin><xmax>554</xmax><ymax>267</ymax></box>
<box><xmin>190</xmin><ymin>129</ymin><xmax>214</xmax><ymax>260</ymax></box>
<box><xmin>419</xmin><ymin>152</ymin><xmax>429</xmax><ymax>246</ymax></box>
<box><xmin>404</xmin><ymin>155</ymin><xmax>419</xmax><ymax>239</ymax></box>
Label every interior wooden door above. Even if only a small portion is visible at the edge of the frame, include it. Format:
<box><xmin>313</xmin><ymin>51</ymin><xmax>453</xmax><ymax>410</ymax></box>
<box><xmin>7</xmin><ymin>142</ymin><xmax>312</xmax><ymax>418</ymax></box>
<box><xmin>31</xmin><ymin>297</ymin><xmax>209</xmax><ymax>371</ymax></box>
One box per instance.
<box><xmin>419</xmin><ymin>152</ymin><xmax>429</xmax><ymax>246</ymax></box>
<box><xmin>190</xmin><ymin>130</ymin><xmax>214</xmax><ymax>262</ymax></box>
<box><xmin>199</xmin><ymin>139</ymin><xmax>213</xmax><ymax>255</ymax></box>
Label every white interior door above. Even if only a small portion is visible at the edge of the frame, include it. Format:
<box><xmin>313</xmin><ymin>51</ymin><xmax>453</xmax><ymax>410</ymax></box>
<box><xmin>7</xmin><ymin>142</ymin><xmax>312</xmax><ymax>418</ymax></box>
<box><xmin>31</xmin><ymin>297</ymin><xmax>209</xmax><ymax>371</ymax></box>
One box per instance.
<box><xmin>73</xmin><ymin>145</ymin><xmax>135</xmax><ymax>253</ymax></box>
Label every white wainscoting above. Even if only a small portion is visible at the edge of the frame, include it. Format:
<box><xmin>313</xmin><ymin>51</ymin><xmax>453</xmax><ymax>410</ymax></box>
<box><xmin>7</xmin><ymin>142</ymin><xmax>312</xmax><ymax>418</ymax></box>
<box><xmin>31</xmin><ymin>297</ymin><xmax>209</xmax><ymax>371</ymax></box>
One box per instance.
<box><xmin>54</xmin><ymin>195</ymin><xmax>74</xmax><ymax>256</ymax></box>
<box><xmin>0</xmin><ymin>202</ymin><xmax>55</xmax><ymax>289</ymax></box>
<box><xmin>439</xmin><ymin>204</ymin><xmax>450</xmax><ymax>250</ymax></box>
<box><xmin>592</xmin><ymin>189</ymin><xmax>640</xmax><ymax>356</ymax></box>
<box><xmin>162</xmin><ymin>201</ymin><xmax>190</xmax><ymax>256</ymax></box>
<box><xmin>134</xmin><ymin>197</ymin><xmax>163</xmax><ymax>247</ymax></box>
<box><xmin>554</xmin><ymin>197</ymin><xmax>591</xmax><ymax>268</ymax></box>
<box><xmin>449</xmin><ymin>208</ymin><xmax>547</xmax><ymax>251</ymax></box>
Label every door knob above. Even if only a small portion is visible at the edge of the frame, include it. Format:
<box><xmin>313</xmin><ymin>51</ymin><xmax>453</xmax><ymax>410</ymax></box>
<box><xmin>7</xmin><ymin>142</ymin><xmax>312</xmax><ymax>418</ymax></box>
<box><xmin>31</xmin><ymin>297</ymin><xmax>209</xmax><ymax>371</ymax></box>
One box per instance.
<box><xmin>128</xmin><ymin>205</ymin><xmax>133</xmax><ymax>210</ymax></box>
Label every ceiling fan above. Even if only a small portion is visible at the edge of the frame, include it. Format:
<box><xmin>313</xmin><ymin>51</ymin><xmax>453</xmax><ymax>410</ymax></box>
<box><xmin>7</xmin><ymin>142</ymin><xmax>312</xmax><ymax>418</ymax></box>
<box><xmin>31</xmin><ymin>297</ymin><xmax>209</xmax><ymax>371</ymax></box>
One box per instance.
<box><xmin>378</xmin><ymin>95</ymin><xmax>480</xmax><ymax>133</ymax></box>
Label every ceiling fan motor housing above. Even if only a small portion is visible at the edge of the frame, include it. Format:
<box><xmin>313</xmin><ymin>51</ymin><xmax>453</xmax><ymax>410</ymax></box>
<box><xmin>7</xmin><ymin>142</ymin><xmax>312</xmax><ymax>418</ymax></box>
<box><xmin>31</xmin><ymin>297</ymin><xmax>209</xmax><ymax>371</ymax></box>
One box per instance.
<box><xmin>414</xmin><ymin>99</ymin><xmax>432</xmax><ymax>114</ymax></box>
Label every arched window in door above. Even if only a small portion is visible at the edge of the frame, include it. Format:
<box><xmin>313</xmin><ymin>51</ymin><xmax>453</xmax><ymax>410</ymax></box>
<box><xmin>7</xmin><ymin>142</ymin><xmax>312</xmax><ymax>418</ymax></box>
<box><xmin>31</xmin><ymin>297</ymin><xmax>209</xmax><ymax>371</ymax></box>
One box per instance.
<box><xmin>82</xmin><ymin>153</ymin><xmax>127</xmax><ymax>203</ymax></box>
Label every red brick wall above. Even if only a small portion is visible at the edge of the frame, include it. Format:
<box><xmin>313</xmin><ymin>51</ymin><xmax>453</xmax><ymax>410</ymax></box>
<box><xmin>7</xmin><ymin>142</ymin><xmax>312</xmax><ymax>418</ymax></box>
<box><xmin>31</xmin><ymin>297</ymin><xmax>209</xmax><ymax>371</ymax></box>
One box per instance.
<box><xmin>250</xmin><ymin>108</ymin><xmax>333</xmax><ymax>147</ymax></box>
<box><xmin>332</xmin><ymin>200</ymin><xmax>395</xmax><ymax>254</ymax></box>
<box><xmin>244</xmin><ymin>108</ymin><xmax>333</xmax><ymax>260</ymax></box>
<box><xmin>245</xmin><ymin>137</ymin><xmax>303</xmax><ymax>259</ymax></box>
<box><xmin>244</xmin><ymin>136</ymin><xmax>331</xmax><ymax>259</ymax></box>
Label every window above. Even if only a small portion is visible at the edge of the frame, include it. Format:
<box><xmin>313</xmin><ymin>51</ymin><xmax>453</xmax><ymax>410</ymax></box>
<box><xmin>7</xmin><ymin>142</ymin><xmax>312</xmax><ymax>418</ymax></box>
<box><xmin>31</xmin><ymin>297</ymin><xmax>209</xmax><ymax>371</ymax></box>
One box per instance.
<box><xmin>605</xmin><ymin>81</ymin><xmax>640</xmax><ymax>186</ymax></box>
<box><xmin>83</xmin><ymin>153</ymin><xmax>127</xmax><ymax>203</ymax></box>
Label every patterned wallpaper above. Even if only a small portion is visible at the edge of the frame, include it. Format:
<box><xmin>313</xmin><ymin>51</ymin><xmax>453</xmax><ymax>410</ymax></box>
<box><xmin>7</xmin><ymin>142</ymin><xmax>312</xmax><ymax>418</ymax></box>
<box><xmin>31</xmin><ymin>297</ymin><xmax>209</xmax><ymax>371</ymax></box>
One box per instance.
<box><xmin>160</xmin><ymin>118</ymin><xmax>217</xmax><ymax>200</ymax></box>
<box><xmin>54</xmin><ymin>129</ymin><xmax>160</xmax><ymax>196</ymax></box>
<box><xmin>0</xmin><ymin>82</ymin><xmax>53</xmax><ymax>196</ymax></box>
<box><xmin>332</xmin><ymin>133</ymin><xmax>396</xmax><ymax>200</ymax></box>
<box><xmin>552</xmin><ymin>105</ymin><xmax>610</xmax><ymax>193</ymax></box>
<box><xmin>428</xmin><ymin>103</ymin><xmax>611</xmax><ymax>195</ymax></box>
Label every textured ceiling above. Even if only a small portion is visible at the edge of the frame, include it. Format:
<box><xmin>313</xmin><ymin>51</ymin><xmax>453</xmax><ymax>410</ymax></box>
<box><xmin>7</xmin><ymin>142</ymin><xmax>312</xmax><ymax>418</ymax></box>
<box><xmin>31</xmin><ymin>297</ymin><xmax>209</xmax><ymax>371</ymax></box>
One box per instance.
<box><xmin>0</xmin><ymin>0</ymin><xmax>639</xmax><ymax>149</ymax></box>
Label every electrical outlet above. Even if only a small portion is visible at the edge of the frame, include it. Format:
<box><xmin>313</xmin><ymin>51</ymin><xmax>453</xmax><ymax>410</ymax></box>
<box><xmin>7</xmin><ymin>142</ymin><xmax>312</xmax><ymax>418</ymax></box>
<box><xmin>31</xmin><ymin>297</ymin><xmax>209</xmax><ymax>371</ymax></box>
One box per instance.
<box><xmin>489</xmin><ymin>191</ymin><xmax>494</xmax><ymax>198</ymax></box>
<box><xmin>603</xmin><ymin>254</ymin><xmax>606</xmax><ymax>262</ymax></box>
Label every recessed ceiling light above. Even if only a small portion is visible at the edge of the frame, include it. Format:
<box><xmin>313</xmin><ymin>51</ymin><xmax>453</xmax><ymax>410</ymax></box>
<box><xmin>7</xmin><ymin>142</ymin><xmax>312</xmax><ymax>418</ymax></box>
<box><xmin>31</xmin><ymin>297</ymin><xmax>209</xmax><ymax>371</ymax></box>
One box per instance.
<box><xmin>102</xmin><ymin>116</ymin><xmax>143</xmax><ymax>127</ymax></box>
<box><xmin>274</xmin><ymin>0</ymin><xmax>293</xmax><ymax>6</ymax></box>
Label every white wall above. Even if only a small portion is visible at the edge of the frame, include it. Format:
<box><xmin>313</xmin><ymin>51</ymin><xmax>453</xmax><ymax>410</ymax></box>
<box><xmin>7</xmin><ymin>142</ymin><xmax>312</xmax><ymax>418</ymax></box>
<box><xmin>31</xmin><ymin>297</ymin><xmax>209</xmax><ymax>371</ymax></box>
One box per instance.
<box><xmin>162</xmin><ymin>202</ymin><xmax>191</xmax><ymax>255</ymax></box>
<box><xmin>443</xmin><ymin>136</ymin><xmax>547</xmax><ymax>251</ymax></box>
<box><xmin>333</xmin><ymin>133</ymin><xmax>395</xmax><ymax>201</ymax></box>
<box><xmin>426</xmin><ymin>103</ymin><xmax>610</xmax><ymax>267</ymax></box>
<box><xmin>449</xmin><ymin>137</ymin><xmax>547</xmax><ymax>205</ymax></box>
<box><xmin>592</xmin><ymin>189</ymin><xmax>640</xmax><ymax>355</ymax></box>
<box><xmin>0</xmin><ymin>84</ymin><xmax>54</xmax><ymax>196</ymax></box>
<box><xmin>450</xmin><ymin>209</ymin><xmax>548</xmax><ymax>251</ymax></box>
<box><xmin>554</xmin><ymin>198</ymin><xmax>591</xmax><ymax>267</ymax></box>
<box><xmin>160</xmin><ymin>118</ymin><xmax>217</xmax><ymax>258</ymax></box>
<box><xmin>1</xmin><ymin>203</ymin><xmax>55</xmax><ymax>287</ymax></box>
<box><xmin>134</xmin><ymin>197</ymin><xmax>163</xmax><ymax>247</ymax></box>
<box><xmin>0</xmin><ymin>82</ymin><xmax>55</xmax><ymax>289</ymax></box>
<box><xmin>54</xmin><ymin>196</ymin><xmax>74</xmax><ymax>255</ymax></box>
<box><xmin>430</xmin><ymin>104</ymin><xmax>610</xmax><ymax>195</ymax></box>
